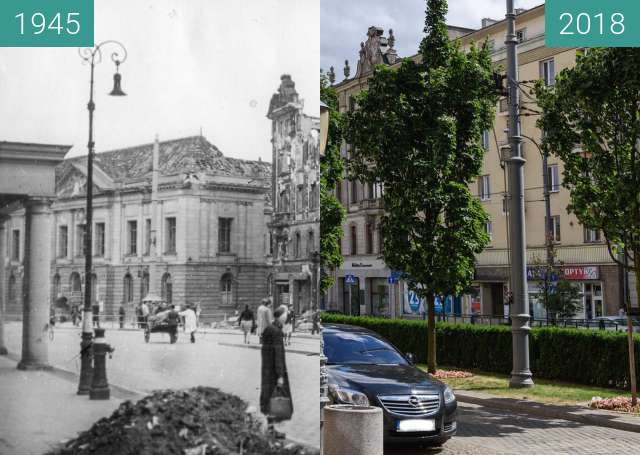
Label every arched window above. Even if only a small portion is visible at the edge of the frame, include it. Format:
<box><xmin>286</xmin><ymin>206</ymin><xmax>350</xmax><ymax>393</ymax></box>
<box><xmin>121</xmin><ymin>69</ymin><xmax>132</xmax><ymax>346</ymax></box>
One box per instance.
<box><xmin>221</xmin><ymin>273</ymin><xmax>233</xmax><ymax>306</ymax></box>
<box><xmin>8</xmin><ymin>274</ymin><xmax>16</xmax><ymax>304</ymax></box>
<box><xmin>53</xmin><ymin>274</ymin><xmax>61</xmax><ymax>299</ymax></box>
<box><xmin>161</xmin><ymin>273</ymin><xmax>172</xmax><ymax>304</ymax></box>
<box><xmin>70</xmin><ymin>272</ymin><xmax>82</xmax><ymax>293</ymax></box>
<box><xmin>123</xmin><ymin>274</ymin><xmax>133</xmax><ymax>303</ymax></box>
<box><xmin>141</xmin><ymin>272</ymin><xmax>149</xmax><ymax>300</ymax></box>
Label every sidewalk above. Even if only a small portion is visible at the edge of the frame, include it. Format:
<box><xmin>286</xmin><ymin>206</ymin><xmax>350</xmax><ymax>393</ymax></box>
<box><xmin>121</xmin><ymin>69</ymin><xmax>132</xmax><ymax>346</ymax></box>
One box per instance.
<box><xmin>455</xmin><ymin>389</ymin><xmax>640</xmax><ymax>434</ymax></box>
<box><xmin>0</xmin><ymin>354</ymin><xmax>138</xmax><ymax>455</ymax></box>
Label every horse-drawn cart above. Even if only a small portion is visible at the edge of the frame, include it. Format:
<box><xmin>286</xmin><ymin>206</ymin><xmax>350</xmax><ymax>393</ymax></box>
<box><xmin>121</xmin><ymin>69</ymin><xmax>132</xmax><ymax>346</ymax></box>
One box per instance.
<box><xmin>142</xmin><ymin>294</ymin><xmax>179</xmax><ymax>344</ymax></box>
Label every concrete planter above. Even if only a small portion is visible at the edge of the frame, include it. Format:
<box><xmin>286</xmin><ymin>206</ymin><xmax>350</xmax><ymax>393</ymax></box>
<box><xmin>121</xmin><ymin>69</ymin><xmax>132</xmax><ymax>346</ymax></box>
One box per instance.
<box><xmin>322</xmin><ymin>404</ymin><xmax>383</xmax><ymax>455</ymax></box>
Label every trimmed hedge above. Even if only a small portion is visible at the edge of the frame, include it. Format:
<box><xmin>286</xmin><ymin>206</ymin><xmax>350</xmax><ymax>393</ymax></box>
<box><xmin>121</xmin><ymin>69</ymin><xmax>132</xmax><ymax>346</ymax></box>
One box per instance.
<box><xmin>321</xmin><ymin>314</ymin><xmax>640</xmax><ymax>390</ymax></box>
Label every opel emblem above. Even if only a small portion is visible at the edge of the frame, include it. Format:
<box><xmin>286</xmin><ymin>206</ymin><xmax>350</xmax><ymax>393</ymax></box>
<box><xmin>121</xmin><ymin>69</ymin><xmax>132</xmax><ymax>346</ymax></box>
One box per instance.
<box><xmin>408</xmin><ymin>396</ymin><xmax>420</xmax><ymax>407</ymax></box>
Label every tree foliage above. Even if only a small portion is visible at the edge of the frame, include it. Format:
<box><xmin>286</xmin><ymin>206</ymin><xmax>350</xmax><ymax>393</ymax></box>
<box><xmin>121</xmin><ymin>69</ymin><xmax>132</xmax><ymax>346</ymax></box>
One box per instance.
<box><xmin>320</xmin><ymin>74</ymin><xmax>346</xmax><ymax>293</ymax></box>
<box><xmin>345</xmin><ymin>0</ymin><xmax>496</xmax><ymax>371</ymax></box>
<box><xmin>535</xmin><ymin>47</ymin><xmax>640</xmax><ymax>405</ymax></box>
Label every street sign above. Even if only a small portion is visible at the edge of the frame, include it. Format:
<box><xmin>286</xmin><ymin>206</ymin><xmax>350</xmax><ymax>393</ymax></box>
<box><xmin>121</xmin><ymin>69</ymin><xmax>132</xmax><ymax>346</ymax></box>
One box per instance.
<box><xmin>345</xmin><ymin>274</ymin><xmax>357</xmax><ymax>285</ymax></box>
<box><xmin>387</xmin><ymin>276</ymin><xmax>398</xmax><ymax>284</ymax></box>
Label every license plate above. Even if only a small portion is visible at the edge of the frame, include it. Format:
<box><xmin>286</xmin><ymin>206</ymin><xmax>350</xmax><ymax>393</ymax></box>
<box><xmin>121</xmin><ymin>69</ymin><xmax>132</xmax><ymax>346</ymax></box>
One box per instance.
<box><xmin>396</xmin><ymin>419</ymin><xmax>435</xmax><ymax>432</ymax></box>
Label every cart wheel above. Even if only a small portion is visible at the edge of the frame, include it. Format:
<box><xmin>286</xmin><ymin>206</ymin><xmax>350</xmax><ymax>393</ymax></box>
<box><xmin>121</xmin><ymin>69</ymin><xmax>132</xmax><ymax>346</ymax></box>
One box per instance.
<box><xmin>144</xmin><ymin>331</ymin><xmax>150</xmax><ymax>343</ymax></box>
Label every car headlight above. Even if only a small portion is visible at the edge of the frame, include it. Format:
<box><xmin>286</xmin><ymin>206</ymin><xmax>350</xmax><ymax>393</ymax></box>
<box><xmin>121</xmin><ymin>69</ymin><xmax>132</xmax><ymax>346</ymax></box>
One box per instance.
<box><xmin>328</xmin><ymin>384</ymin><xmax>370</xmax><ymax>406</ymax></box>
<box><xmin>443</xmin><ymin>386</ymin><xmax>456</xmax><ymax>404</ymax></box>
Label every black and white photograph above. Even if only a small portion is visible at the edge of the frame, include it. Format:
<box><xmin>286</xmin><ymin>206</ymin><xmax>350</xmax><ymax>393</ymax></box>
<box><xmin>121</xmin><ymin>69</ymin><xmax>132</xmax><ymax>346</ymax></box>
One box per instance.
<box><xmin>0</xmin><ymin>1</ymin><xmax>320</xmax><ymax>454</ymax></box>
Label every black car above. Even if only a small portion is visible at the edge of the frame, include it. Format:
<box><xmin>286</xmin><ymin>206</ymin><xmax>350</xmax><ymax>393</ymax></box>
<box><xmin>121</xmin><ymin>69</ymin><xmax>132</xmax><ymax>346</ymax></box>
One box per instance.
<box><xmin>323</xmin><ymin>323</ymin><xmax>457</xmax><ymax>446</ymax></box>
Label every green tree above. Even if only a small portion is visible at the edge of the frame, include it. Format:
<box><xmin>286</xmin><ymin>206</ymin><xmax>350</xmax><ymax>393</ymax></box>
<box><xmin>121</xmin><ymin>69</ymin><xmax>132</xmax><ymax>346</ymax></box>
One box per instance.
<box><xmin>346</xmin><ymin>0</ymin><xmax>495</xmax><ymax>373</ymax></box>
<box><xmin>320</xmin><ymin>73</ymin><xmax>346</xmax><ymax>293</ymax></box>
<box><xmin>547</xmin><ymin>280</ymin><xmax>582</xmax><ymax>321</ymax></box>
<box><xmin>535</xmin><ymin>47</ymin><xmax>640</xmax><ymax>405</ymax></box>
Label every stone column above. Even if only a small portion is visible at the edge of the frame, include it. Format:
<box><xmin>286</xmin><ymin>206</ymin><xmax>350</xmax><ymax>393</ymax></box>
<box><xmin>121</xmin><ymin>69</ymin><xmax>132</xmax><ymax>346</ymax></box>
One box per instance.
<box><xmin>0</xmin><ymin>220</ymin><xmax>7</xmax><ymax>355</ymax></box>
<box><xmin>18</xmin><ymin>199</ymin><xmax>53</xmax><ymax>370</ymax></box>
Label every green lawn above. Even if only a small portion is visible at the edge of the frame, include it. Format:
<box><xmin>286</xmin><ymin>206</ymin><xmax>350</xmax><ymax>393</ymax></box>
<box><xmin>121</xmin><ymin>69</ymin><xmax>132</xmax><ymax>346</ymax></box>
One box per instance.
<box><xmin>418</xmin><ymin>365</ymin><xmax>630</xmax><ymax>406</ymax></box>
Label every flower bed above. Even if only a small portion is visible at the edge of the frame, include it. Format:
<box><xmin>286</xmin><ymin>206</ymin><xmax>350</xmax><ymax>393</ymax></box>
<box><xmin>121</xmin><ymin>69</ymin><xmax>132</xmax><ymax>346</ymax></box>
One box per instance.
<box><xmin>430</xmin><ymin>369</ymin><xmax>474</xmax><ymax>379</ymax></box>
<box><xmin>589</xmin><ymin>396</ymin><xmax>640</xmax><ymax>414</ymax></box>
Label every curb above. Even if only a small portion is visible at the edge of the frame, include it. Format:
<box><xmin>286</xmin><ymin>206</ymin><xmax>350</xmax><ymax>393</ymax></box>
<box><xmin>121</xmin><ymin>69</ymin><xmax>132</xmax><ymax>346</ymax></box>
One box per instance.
<box><xmin>455</xmin><ymin>392</ymin><xmax>640</xmax><ymax>434</ymax></box>
<box><xmin>217</xmin><ymin>341</ymin><xmax>318</xmax><ymax>356</ymax></box>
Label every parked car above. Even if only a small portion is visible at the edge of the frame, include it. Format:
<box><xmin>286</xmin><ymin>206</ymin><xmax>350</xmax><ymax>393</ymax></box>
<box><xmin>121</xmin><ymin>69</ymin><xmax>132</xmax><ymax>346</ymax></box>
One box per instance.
<box><xmin>323</xmin><ymin>323</ymin><xmax>457</xmax><ymax>446</ymax></box>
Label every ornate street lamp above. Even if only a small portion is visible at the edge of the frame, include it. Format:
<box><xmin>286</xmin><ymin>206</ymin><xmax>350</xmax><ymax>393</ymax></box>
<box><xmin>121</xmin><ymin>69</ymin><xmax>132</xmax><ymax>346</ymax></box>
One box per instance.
<box><xmin>76</xmin><ymin>41</ymin><xmax>127</xmax><ymax>398</ymax></box>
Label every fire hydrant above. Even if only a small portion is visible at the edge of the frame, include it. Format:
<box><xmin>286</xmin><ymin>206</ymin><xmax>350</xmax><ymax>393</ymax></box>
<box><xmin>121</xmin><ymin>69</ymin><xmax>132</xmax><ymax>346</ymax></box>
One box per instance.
<box><xmin>89</xmin><ymin>328</ymin><xmax>115</xmax><ymax>400</ymax></box>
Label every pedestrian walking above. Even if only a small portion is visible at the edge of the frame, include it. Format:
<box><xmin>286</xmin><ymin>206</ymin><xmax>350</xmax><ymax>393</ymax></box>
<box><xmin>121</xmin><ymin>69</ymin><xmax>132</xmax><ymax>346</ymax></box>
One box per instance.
<box><xmin>118</xmin><ymin>304</ymin><xmax>125</xmax><ymax>329</ymax></box>
<box><xmin>166</xmin><ymin>305</ymin><xmax>180</xmax><ymax>343</ymax></box>
<box><xmin>311</xmin><ymin>306</ymin><xmax>320</xmax><ymax>335</ymax></box>
<box><xmin>71</xmin><ymin>305</ymin><xmax>79</xmax><ymax>326</ymax></box>
<box><xmin>141</xmin><ymin>300</ymin><xmax>150</xmax><ymax>330</ymax></box>
<box><xmin>256</xmin><ymin>298</ymin><xmax>274</xmax><ymax>343</ymax></box>
<box><xmin>92</xmin><ymin>303</ymin><xmax>100</xmax><ymax>328</ymax></box>
<box><xmin>238</xmin><ymin>304</ymin><xmax>255</xmax><ymax>344</ymax></box>
<box><xmin>179</xmin><ymin>305</ymin><xmax>198</xmax><ymax>343</ymax></box>
<box><xmin>283</xmin><ymin>305</ymin><xmax>294</xmax><ymax>346</ymax></box>
<box><xmin>260</xmin><ymin>306</ymin><xmax>292</xmax><ymax>439</ymax></box>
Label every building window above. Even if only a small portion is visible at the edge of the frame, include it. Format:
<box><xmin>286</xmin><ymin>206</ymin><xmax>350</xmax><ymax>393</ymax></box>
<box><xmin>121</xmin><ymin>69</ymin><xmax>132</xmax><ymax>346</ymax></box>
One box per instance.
<box><xmin>378</xmin><ymin>224</ymin><xmax>384</xmax><ymax>254</ymax></box>
<box><xmin>584</xmin><ymin>227</ymin><xmax>602</xmax><ymax>243</ymax></box>
<box><xmin>94</xmin><ymin>222</ymin><xmax>105</xmax><ymax>257</ymax></box>
<box><xmin>58</xmin><ymin>226</ymin><xmax>68</xmax><ymax>258</ymax></box>
<box><xmin>76</xmin><ymin>224</ymin><xmax>86</xmax><ymax>256</ymax></box>
<box><xmin>335</xmin><ymin>181</ymin><xmax>343</xmax><ymax>204</ymax></box>
<box><xmin>547</xmin><ymin>164</ymin><xmax>560</xmax><ymax>192</ymax></box>
<box><xmin>297</xmin><ymin>186</ymin><xmax>304</xmax><ymax>212</ymax></box>
<box><xmin>499</xmin><ymin>97</ymin><xmax>508</xmax><ymax>112</ymax></box>
<box><xmin>516</xmin><ymin>28</ymin><xmax>526</xmax><ymax>43</ymax></box>
<box><xmin>8</xmin><ymin>274</ymin><xmax>16</xmax><ymax>304</ymax></box>
<box><xmin>366</xmin><ymin>223</ymin><xmax>374</xmax><ymax>254</ymax></box>
<box><xmin>70</xmin><ymin>272</ymin><xmax>82</xmax><ymax>293</ymax></box>
<box><xmin>349</xmin><ymin>95</ymin><xmax>356</xmax><ymax>112</ymax></box>
<box><xmin>307</xmin><ymin>231</ymin><xmax>315</xmax><ymax>256</ymax></box>
<box><xmin>218</xmin><ymin>217</ymin><xmax>232</xmax><ymax>253</ymax></box>
<box><xmin>165</xmin><ymin>217</ymin><xmax>176</xmax><ymax>254</ymax></box>
<box><xmin>487</xmin><ymin>39</ymin><xmax>495</xmax><ymax>51</ymax></box>
<box><xmin>547</xmin><ymin>215</ymin><xmax>561</xmax><ymax>242</ymax></box>
<box><xmin>221</xmin><ymin>273</ymin><xmax>233</xmax><ymax>306</ymax></box>
<box><xmin>310</xmin><ymin>183</ymin><xmax>318</xmax><ymax>210</ymax></box>
<box><xmin>53</xmin><ymin>274</ymin><xmax>61</xmax><ymax>299</ymax></box>
<box><xmin>540</xmin><ymin>58</ymin><xmax>555</xmax><ymax>87</ymax></box>
<box><xmin>350</xmin><ymin>180</ymin><xmax>358</xmax><ymax>204</ymax></box>
<box><xmin>479</xmin><ymin>175</ymin><xmax>491</xmax><ymax>201</ymax></box>
<box><xmin>295</xmin><ymin>232</ymin><xmax>301</xmax><ymax>258</ymax></box>
<box><xmin>144</xmin><ymin>219</ymin><xmax>151</xmax><ymax>255</ymax></box>
<box><xmin>161</xmin><ymin>273</ymin><xmax>172</xmax><ymax>304</ymax></box>
<box><xmin>123</xmin><ymin>274</ymin><xmax>133</xmax><ymax>303</ymax></box>
<box><xmin>485</xmin><ymin>221</ymin><xmax>493</xmax><ymax>241</ymax></box>
<box><xmin>482</xmin><ymin>130</ymin><xmax>490</xmax><ymax>150</ymax></box>
<box><xmin>369</xmin><ymin>278</ymin><xmax>389</xmax><ymax>316</ymax></box>
<box><xmin>127</xmin><ymin>221</ymin><xmax>137</xmax><ymax>255</ymax></box>
<box><xmin>350</xmin><ymin>225</ymin><xmax>357</xmax><ymax>255</ymax></box>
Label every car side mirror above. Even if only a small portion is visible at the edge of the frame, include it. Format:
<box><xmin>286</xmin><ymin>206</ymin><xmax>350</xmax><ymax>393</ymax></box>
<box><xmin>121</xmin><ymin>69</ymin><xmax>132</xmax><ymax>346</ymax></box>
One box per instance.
<box><xmin>405</xmin><ymin>353</ymin><xmax>415</xmax><ymax>365</ymax></box>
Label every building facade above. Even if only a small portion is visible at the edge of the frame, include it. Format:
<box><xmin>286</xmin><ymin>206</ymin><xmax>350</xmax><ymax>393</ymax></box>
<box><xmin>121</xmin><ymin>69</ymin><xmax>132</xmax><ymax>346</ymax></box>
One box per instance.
<box><xmin>267</xmin><ymin>75</ymin><xmax>320</xmax><ymax>314</ymax></box>
<box><xmin>2</xmin><ymin>135</ymin><xmax>272</xmax><ymax>323</ymax></box>
<box><xmin>326</xmin><ymin>6</ymin><xmax>635</xmax><ymax>319</ymax></box>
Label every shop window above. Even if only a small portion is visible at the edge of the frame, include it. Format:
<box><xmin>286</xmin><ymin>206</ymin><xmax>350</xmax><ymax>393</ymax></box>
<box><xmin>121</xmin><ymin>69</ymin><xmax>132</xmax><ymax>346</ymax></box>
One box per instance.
<box><xmin>584</xmin><ymin>283</ymin><xmax>603</xmax><ymax>319</ymax></box>
<box><xmin>370</xmin><ymin>278</ymin><xmax>389</xmax><ymax>316</ymax></box>
<box><xmin>221</xmin><ymin>273</ymin><xmax>233</xmax><ymax>306</ymax></box>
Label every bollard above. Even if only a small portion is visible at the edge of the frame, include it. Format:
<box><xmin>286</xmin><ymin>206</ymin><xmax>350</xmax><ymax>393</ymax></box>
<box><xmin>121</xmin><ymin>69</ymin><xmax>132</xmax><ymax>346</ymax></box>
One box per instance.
<box><xmin>322</xmin><ymin>405</ymin><xmax>383</xmax><ymax>455</ymax></box>
<box><xmin>89</xmin><ymin>328</ymin><xmax>115</xmax><ymax>400</ymax></box>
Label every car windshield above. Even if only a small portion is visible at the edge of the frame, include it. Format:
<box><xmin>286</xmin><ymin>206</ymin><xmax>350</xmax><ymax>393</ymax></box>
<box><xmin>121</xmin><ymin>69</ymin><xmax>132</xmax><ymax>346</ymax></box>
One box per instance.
<box><xmin>323</xmin><ymin>331</ymin><xmax>408</xmax><ymax>366</ymax></box>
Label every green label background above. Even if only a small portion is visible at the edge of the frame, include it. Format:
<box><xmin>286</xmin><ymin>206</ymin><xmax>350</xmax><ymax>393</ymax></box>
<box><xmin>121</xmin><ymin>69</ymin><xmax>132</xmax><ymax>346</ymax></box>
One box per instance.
<box><xmin>0</xmin><ymin>0</ymin><xmax>94</xmax><ymax>47</ymax></box>
<box><xmin>546</xmin><ymin>0</ymin><xmax>640</xmax><ymax>47</ymax></box>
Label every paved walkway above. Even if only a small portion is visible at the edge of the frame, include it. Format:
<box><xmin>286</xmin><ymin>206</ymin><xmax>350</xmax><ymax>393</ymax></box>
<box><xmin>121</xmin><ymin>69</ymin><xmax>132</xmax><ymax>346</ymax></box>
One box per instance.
<box><xmin>0</xmin><ymin>355</ymin><xmax>133</xmax><ymax>455</ymax></box>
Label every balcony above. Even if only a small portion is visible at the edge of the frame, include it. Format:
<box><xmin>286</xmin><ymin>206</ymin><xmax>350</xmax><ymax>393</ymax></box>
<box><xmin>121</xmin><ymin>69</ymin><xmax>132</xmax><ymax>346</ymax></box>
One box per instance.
<box><xmin>358</xmin><ymin>198</ymin><xmax>383</xmax><ymax>211</ymax></box>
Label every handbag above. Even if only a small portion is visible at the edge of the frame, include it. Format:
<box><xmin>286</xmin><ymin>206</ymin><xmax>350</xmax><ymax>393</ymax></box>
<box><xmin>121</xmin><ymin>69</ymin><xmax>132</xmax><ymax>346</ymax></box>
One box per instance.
<box><xmin>269</xmin><ymin>385</ymin><xmax>293</xmax><ymax>421</ymax></box>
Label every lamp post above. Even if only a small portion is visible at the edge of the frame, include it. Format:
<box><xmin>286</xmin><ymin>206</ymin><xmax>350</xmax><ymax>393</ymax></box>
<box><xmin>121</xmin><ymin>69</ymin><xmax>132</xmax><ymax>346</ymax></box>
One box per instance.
<box><xmin>76</xmin><ymin>41</ymin><xmax>127</xmax><ymax>397</ymax></box>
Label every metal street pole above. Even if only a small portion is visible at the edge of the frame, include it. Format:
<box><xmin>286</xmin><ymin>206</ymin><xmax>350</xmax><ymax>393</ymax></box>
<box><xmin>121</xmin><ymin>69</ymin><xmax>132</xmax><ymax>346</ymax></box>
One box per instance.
<box><xmin>76</xmin><ymin>41</ymin><xmax>127</xmax><ymax>396</ymax></box>
<box><xmin>505</xmin><ymin>0</ymin><xmax>534</xmax><ymax>388</ymax></box>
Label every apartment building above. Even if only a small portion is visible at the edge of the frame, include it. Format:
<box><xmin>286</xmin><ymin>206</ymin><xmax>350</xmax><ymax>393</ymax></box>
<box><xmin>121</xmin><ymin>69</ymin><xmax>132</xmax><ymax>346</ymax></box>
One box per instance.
<box><xmin>326</xmin><ymin>5</ymin><xmax>632</xmax><ymax>319</ymax></box>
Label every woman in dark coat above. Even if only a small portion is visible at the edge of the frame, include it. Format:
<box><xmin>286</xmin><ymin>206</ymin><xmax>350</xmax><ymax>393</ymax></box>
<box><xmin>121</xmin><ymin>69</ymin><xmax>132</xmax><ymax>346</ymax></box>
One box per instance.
<box><xmin>260</xmin><ymin>306</ymin><xmax>292</xmax><ymax>438</ymax></box>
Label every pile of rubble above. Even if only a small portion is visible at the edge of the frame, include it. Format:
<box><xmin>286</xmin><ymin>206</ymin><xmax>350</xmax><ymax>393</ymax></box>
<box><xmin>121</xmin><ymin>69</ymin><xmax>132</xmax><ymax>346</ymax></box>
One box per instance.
<box><xmin>589</xmin><ymin>396</ymin><xmax>640</xmax><ymax>414</ymax></box>
<box><xmin>431</xmin><ymin>369</ymin><xmax>474</xmax><ymax>379</ymax></box>
<box><xmin>48</xmin><ymin>387</ymin><xmax>318</xmax><ymax>455</ymax></box>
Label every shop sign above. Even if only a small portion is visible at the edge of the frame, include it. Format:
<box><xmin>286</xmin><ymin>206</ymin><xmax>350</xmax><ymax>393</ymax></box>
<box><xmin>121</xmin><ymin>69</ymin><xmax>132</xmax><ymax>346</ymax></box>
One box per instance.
<box><xmin>345</xmin><ymin>274</ymin><xmax>357</xmax><ymax>285</ymax></box>
<box><xmin>563</xmin><ymin>266</ymin><xmax>599</xmax><ymax>280</ymax></box>
<box><xmin>351</xmin><ymin>262</ymin><xmax>373</xmax><ymax>268</ymax></box>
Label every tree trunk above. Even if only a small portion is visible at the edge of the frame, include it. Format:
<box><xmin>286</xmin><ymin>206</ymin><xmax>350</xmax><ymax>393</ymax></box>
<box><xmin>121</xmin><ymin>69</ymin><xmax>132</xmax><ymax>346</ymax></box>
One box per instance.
<box><xmin>427</xmin><ymin>294</ymin><xmax>436</xmax><ymax>374</ymax></box>
<box><xmin>630</xmin><ymin>256</ymin><xmax>639</xmax><ymax>407</ymax></box>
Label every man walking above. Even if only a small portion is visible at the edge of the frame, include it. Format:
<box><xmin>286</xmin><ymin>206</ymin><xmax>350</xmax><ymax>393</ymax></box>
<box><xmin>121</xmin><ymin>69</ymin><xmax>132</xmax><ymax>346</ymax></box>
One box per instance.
<box><xmin>238</xmin><ymin>304</ymin><xmax>255</xmax><ymax>344</ymax></box>
<box><xmin>179</xmin><ymin>305</ymin><xmax>198</xmax><ymax>343</ymax></box>
<box><xmin>166</xmin><ymin>305</ymin><xmax>180</xmax><ymax>344</ymax></box>
<box><xmin>118</xmin><ymin>304</ymin><xmax>125</xmax><ymax>329</ymax></box>
<box><xmin>256</xmin><ymin>298</ymin><xmax>274</xmax><ymax>343</ymax></box>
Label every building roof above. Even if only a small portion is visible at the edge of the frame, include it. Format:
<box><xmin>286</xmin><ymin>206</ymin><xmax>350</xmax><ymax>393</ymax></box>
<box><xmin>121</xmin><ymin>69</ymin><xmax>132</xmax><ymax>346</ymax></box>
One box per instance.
<box><xmin>57</xmin><ymin>135</ymin><xmax>271</xmax><ymax>183</ymax></box>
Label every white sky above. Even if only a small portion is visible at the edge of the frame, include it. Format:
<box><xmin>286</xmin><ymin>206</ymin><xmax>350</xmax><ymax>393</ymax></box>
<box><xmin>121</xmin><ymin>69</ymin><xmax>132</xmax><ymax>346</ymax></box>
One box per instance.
<box><xmin>0</xmin><ymin>0</ymin><xmax>320</xmax><ymax>161</ymax></box>
<box><xmin>321</xmin><ymin>0</ymin><xmax>544</xmax><ymax>78</ymax></box>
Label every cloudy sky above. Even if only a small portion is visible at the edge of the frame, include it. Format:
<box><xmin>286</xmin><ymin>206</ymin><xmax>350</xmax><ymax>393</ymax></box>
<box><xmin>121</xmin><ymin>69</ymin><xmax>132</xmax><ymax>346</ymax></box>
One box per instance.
<box><xmin>321</xmin><ymin>0</ymin><xmax>544</xmax><ymax>79</ymax></box>
<box><xmin>0</xmin><ymin>0</ymin><xmax>319</xmax><ymax>161</ymax></box>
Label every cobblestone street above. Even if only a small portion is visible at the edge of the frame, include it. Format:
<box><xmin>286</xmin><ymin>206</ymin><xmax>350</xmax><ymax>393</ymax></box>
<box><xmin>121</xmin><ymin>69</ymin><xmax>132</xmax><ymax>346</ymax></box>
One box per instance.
<box><xmin>0</xmin><ymin>322</ymin><xmax>319</xmax><ymax>451</ymax></box>
<box><xmin>386</xmin><ymin>402</ymin><xmax>640</xmax><ymax>454</ymax></box>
